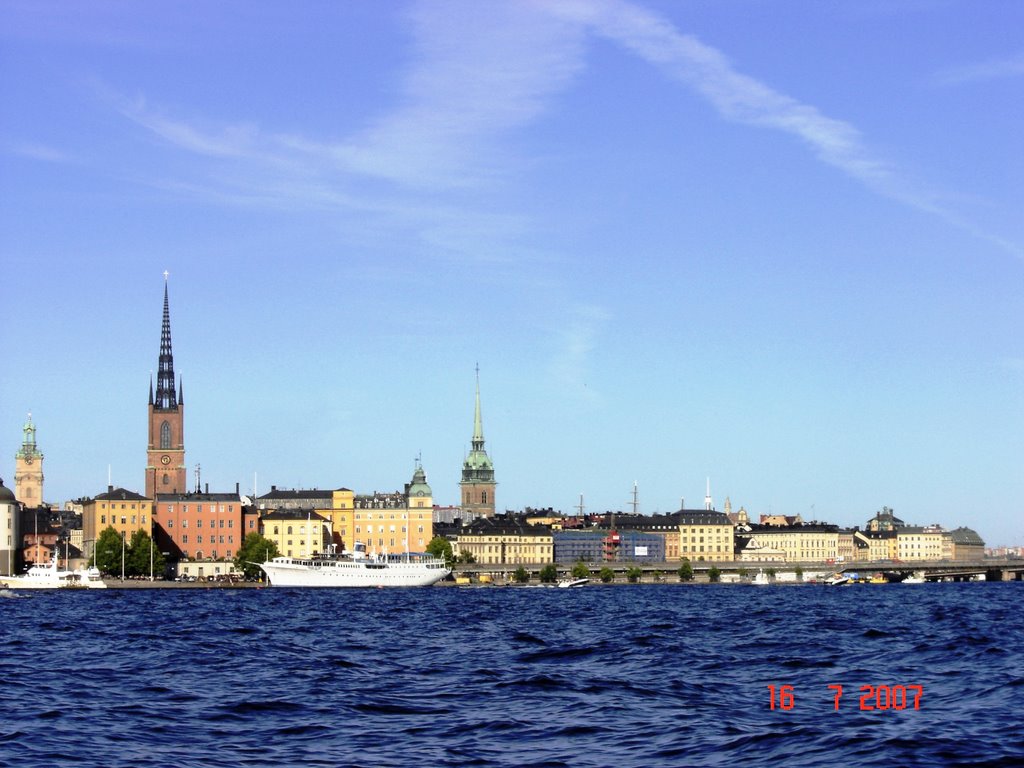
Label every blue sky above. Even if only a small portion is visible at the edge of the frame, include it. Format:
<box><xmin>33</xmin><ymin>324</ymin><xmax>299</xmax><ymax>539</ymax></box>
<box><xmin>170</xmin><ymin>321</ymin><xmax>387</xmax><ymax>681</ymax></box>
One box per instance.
<box><xmin>1</xmin><ymin>1</ymin><xmax>1021</xmax><ymax>546</ymax></box>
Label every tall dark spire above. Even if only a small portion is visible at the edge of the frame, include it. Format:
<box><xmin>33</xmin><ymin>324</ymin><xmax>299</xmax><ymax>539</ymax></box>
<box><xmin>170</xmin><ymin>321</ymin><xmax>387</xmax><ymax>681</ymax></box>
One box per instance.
<box><xmin>155</xmin><ymin>278</ymin><xmax>178</xmax><ymax>410</ymax></box>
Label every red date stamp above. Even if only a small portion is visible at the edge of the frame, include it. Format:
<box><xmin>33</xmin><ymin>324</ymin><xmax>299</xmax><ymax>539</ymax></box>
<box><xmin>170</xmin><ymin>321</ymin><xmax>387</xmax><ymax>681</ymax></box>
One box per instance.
<box><xmin>767</xmin><ymin>684</ymin><xmax>923</xmax><ymax>711</ymax></box>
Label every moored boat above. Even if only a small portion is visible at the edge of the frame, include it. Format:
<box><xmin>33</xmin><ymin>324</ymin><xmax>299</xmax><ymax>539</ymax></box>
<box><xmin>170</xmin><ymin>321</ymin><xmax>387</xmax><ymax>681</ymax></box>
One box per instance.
<box><xmin>0</xmin><ymin>552</ymin><xmax>107</xmax><ymax>590</ymax></box>
<box><xmin>751</xmin><ymin>569</ymin><xmax>771</xmax><ymax>586</ymax></box>
<box><xmin>257</xmin><ymin>542</ymin><xmax>449</xmax><ymax>588</ymax></box>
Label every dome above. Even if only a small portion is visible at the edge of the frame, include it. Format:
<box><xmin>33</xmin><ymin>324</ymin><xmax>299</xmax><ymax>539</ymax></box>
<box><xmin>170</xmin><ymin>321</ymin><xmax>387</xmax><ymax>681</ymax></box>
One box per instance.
<box><xmin>407</xmin><ymin>465</ymin><xmax>432</xmax><ymax>497</ymax></box>
<box><xmin>0</xmin><ymin>478</ymin><xmax>16</xmax><ymax>502</ymax></box>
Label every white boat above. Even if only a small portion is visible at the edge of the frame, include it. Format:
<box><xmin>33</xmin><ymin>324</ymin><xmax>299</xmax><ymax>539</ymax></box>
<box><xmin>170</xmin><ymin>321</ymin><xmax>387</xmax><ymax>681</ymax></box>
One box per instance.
<box><xmin>257</xmin><ymin>542</ymin><xmax>450</xmax><ymax>588</ymax></box>
<box><xmin>0</xmin><ymin>552</ymin><xmax>107</xmax><ymax>590</ymax></box>
<box><xmin>824</xmin><ymin>573</ymin><xmax>850</xmax><ymax>586</ymax></box>
<box><xmin>902</xmin><ymin>572</ymin><xmax>926</xmax><ymax>584</ymax></box>
<box><xmin>751</xmin><ymin>569</ymin><xmax>771</xmax><ymax>586</ymax></box>
<box><xmin>557</xmin><ymin>578</ymin><xmax>589</xmax><ymax>588</ymax></box>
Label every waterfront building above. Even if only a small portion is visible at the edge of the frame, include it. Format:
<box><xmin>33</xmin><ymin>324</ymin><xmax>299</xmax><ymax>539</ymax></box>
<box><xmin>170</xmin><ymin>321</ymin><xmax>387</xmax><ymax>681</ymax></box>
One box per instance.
<box><xmin>837</xmin><ymin>530</ymin><xmax>856</xmax><ymax>563</ymax></box>
<box><xmin>896</xmin><ymin>526</ymin><xmax>947</xmax><ymax>561</ymax></box>
<box><xmin>146</xmin><ymin>278</ymin><xmax>187</xmax><ymax>498</ymax></box>
<box><xmin>455</xmin><ymin>514</ymin><xmax>552</xmax><ymax>565</ymax></box>
<box><xmin>554</xmin><ymin>528</ymin><xmax>665</xmax><ymax>564</ymax></box>
<box><xmin>152</xmin><ymin>487</ymin><xmax>243</xmax><ymax>561</ymax></box>
<box><xmin>260</xmin><ymin>508</ymin><xmax>330</xmax><ymax>559</ymax></box>
<box><xmin>82</xmin><ymin>486</ymin><xmax>153</xmax><ymax>559</ymax></box>
<box><xmin>323</xmin><ymin>465</ymin><xmax>435</xmax><ymax>556</ymax></box>
<box><xmin>853</xmin><ymin>530</ymin><xmax>897</xmax><ymax>561</ymax></box>
<box><xmin>736</xmin><ymin>522</ymin><xmax>840</xmax><ymax>563</ymax></box>
<box><xmin>14</xmin><ymin>414</ymin><xmax>44</xmax><ymax>506</ymax></box>
<box><xmin>674</xmin><ymin>509</ymin><xmax>735</xmax><ymax>562</ymax></box>
<box><xmin>20</xmin><ymin>507</ymin><xmax>59</xmax><ymax>566</ymax></box>
<box><xmin>459</xmin><ymin>368</ymin><xmax>496</xmax><ymax>518</ymax></box>
<box><xmin>948</xmin><ymin>527</ymin><xmax>985</xmax><ymax>560</ymax></box>
<box><xmin>0</xmin><ymin>479</ymin><xmax>20</xmax><ymax>575</ymax></box>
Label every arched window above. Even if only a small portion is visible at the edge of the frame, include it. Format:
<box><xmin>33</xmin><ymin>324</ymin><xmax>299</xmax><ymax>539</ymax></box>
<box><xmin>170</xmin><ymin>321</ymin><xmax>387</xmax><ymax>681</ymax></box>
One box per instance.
<box><xmin>162</xmin><ymin>473</ymin><xmax>169</xmax><ymax>486</ymax></box>
<box><xmin>160</xmin><ymin>421</ymin><xmax>171</xmax><ymax>449</ymax></box>
<box><xmin>481</xmin><ymin>491</ymin><xmax>488</xmax><ymax>504</ymax></box>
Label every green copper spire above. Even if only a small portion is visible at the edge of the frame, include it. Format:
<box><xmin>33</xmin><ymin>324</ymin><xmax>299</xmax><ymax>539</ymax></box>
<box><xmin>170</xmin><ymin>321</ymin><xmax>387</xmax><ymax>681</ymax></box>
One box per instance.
<box><xmin>462</xmin><ymin>366</ymin><xmax>494</xmax><ymax>479</ymax></box>
<box><xmin>472</xmin><ymin>364</ymin><xmax>484</xmax><ymax>450</ymax></box>
<box><xmin>16</xmin><ymin>412</ymin><xmax>43</xmax><ymax>461</ymax></box>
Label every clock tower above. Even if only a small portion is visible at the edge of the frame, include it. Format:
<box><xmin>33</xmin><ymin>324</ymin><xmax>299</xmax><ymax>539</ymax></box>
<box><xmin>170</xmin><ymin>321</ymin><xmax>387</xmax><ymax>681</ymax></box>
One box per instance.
<box><xmin>14</xmin><ymin>413</ymin><xmax>44</xmax><ymax>505</ymax></box>
<box><xmin>146</xmin><ymin>276</ymin><xmax>187</xmax><ymax>498</ymax></box>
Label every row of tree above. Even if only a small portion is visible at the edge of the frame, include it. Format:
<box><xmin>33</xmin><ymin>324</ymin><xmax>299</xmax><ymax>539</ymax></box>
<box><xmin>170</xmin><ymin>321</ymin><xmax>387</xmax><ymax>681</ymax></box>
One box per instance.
<box><xmin>92</xmin><ymin>526</ymin><xmax>166</xmax><ymax>578</ymax></box>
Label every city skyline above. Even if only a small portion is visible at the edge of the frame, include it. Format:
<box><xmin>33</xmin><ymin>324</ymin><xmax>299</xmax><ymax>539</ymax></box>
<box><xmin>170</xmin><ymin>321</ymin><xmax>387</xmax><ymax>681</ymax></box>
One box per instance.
<box><xmin>1</xmin><ymin>2</ymin><xmax>1021</xmax><ymax>546</ymax></box>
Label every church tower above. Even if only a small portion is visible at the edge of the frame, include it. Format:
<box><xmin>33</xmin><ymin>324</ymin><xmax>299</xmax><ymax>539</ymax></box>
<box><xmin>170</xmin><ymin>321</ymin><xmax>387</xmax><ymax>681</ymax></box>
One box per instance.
<box><xmin>14</xmin><ymin>413</ymin><xmax>44</xmax><ymax>505</ymax></box>
<box><xmin>459</xmin><ymin>367</ymin><xmax>496</xmax><ymax>518</ymax></box>
<box><xmin>146</xmin><ymin>276</ymin><xmax>186</xmax><ymax>498</ymax></box>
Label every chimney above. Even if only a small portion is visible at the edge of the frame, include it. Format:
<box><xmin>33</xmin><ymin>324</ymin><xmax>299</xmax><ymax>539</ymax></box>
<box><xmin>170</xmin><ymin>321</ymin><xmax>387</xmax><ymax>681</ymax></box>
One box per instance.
<box><xmin>108</xmin><ymin>485</ymin><xmax>114</xmax><ymax>494</ymax></box>
<box><xmin>205</xmin><ymin>482</ymin><xmax>209</xmax><ymax>494</ymax></box>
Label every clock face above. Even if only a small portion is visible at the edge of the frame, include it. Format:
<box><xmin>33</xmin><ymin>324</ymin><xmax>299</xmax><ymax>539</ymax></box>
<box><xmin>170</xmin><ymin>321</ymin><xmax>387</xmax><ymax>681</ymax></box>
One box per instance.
<box><xmin>25</xmin><ymin>456</ymin><xmax>34</xmax><ymax>465</ymax></box>
<box><xmin>161</xmin><ymin>455</ymin><xmax>171</xmax><ymax>465</ymax></box>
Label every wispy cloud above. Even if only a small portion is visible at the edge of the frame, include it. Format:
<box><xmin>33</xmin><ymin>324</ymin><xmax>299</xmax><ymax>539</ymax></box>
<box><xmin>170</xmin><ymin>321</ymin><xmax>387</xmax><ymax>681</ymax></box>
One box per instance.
<box><xmin>6</xmin><ymin>141</ymin><xmax>75</xmax><ymax>163</ymax></box>
<box><xmin>934</xmin><ymin>52</ymin><xmax>1024</xmax><ymax>86</ymax></box>
<box><xmin>551</xmin><ymin>304</ymin><xmax>610</xmax><ymax>405</ymax></box>
<box><xmin>108</xmin><ymin>0</ymin><xmax>1021</xmax><ymax>262</ymax></box>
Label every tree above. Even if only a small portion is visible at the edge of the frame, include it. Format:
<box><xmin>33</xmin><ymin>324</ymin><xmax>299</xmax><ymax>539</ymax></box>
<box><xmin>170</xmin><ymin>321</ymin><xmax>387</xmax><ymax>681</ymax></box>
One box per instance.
<box><xmin>626</xmin><ymin>567</ymin><xmax>643</xmax><ymax>583</ymax></box>
<box><xmin>571</xmin><ymin>561</ymin><xmax>590</xmax><ymax>579</ymax></box>
<box><xmin>513</xmin><ymin>567</ymin><xmax>530</xmax><ymax>584</ymax></box>
<box><xmin>426</xmin><ymin>537</ymin><xmax>454</xmax><ymax>569</ymax></box>
<box><xmin>678</xmin><ymin>560</ymin><xmax>693</xmax><ymax>582</ymax></box>
<box><xmin>708</xmin><ymin>566</ymin><xmax>721</xmax><ymax>583</ymax></box>
<box><xmin>599</xmin><ymin>567</ymin><xmax>615</xmax><ymax>583</ymax></box>
<box><xmin>233</xmin><ymin>533</ymin><xmax>280</xmax><ymax>581</ymax></box>
<box><xmin>127</xmin><ymin>529</ymin><xmax>165</xmax><ymax>579</ymax></box>
<box><xmin>794</xmin><ymin>566</ymin><xmax>804</xmax><ymax>582</ymax></box>
<box><xmin>93</xmin><ymin>526</ymin><xmax>124</xmax><ymax>576</ymax></box>
<box><xmin>539</xmin><ymin>564</ymin><xmax>558</xmax><ymax>583</ymax></box>
<box><xmin>457</xmin><ymin>549</ymin><xmax>476</xmax><ymax>565</ymax></box>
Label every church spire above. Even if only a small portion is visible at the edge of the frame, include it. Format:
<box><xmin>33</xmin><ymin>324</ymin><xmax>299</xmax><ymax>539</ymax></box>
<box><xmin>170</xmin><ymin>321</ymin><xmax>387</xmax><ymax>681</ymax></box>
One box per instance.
<box><xmin>472</xmin><ymin>363</ymin><xmax>484</xmax><ymax>451</ymax></box>
<box><xmin>155</xmin><ymin>276</ymin><xmax>178</xmax><ymax>410</ymax></box>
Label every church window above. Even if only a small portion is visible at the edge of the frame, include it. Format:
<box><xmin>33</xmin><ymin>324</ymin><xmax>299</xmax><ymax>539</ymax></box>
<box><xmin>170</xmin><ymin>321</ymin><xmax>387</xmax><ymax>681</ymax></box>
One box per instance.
<box><xmin>160</xmin><ymin>421</ymin><xmax>171</xmax><ymax>449</ymax></box>
<box><xmin>162</xmin><ymin>473</ymin><xmax>169</xmax><ymax>486</ymax></box>
<box><xmin>481</xmin><ymin>491</ymin><xmax>488</xmax><ymax>504</ymax></box>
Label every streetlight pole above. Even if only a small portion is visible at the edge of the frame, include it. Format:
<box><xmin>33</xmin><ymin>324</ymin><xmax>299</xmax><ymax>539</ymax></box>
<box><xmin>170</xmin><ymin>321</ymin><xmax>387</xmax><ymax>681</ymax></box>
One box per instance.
<box><xmin>121</xmin><ymin>531</ymin><xmax>126</xmax><ymax>581</ymax></box>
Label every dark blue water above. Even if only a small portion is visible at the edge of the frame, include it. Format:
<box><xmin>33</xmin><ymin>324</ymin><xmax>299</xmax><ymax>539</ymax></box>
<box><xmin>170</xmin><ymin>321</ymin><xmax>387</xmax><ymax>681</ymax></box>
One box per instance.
<box><xmin>2</xmin><ymin>583</ymin><xmax>1022</xmax><ymax>767</ymax></box>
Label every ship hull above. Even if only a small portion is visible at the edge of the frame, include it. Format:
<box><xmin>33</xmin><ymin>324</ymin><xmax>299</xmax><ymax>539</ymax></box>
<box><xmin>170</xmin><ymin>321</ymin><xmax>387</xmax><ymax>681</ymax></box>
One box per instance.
<box><xmin>258</xmin><ymin>557</ymin><xmax>449</xmax><ymax>587</ymax></box>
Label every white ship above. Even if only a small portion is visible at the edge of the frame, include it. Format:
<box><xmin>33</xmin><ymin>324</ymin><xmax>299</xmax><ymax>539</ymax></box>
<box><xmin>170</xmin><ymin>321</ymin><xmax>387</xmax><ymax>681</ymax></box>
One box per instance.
<box><xmin>0</xmin><ymin>552</ymin><xmax>107</xmax><ymax>590</ymax></box>
<box><xmin>258</xmin><ymin>542</ymin><xmax>450</xmax><ymax>588</ymax></box>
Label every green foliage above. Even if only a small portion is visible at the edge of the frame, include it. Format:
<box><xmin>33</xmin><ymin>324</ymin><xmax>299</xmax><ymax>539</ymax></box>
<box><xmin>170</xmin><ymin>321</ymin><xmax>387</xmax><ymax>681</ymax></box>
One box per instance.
<box><xmin>766</xmin><ymin>568</ymin><xmax>777</xmax><ymax>578</ymax></box>
<box><xmin>599</xmin><ymin>567</ymin><xmax>614</xmax><ymax>583</ymax></box>
<box><xmin>626</xmin><ymin>567</ymin><xmax>643</xmax><ymax>583</ymax></box>
<box><xmin>678</xmin><ymin>560</ymin><xmax>693</xmax><ymax>582</ymax></box>
<box><xmin>738</xmin><ymin>567</ymin><xmax>750</xmax><ymax>578</ymax></box>
<box><xmin>794</xmin><ymin>566</ymin><xmax>804</xmax><ymax>581</ymax></box>
<box><xmin>426</xmin><ymin>537</ymin><xmax>454</xmax><ymax>569</ymax></box>
<box><xmin>513</xmin><ymin>567</ymin><xmax>530</xmax><ymax>584</ymax></box>
<box><xmin>571</xmin><ymin>561</ymin><xmax>590</xmax><ymax>579</ymax></box>
<box><xmin>457</xmin><ymin>549</ymin><xmax>476</xmax><ymax>565</ymax></box>
<box><xmin>708</xmin><ymin>566</ymin><xmax>721</xmax><ymax>583</ymax></box>
<box><xmin>233</xmin><ymin>533</ymin><xmax>280</xmax><ymax>580</ymax></box>
<box><xmin>539</xmin><ymin>564</ymin><xmax>558</xmax><ymax>583</ymax></box>
<box><xmin>93</xmin><ymin>526</ymin><xmax>125</xmax><ymax>576</ymax></box>
<box><xmin>126</xmin><ymin>529</ymin><xmax>166</xmax><ymax>578</ymax></box>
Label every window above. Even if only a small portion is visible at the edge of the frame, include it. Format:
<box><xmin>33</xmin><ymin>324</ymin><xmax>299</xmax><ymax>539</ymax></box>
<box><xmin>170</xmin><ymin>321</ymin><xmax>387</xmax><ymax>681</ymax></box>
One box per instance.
<box><xmin>182</xmin><ymin>535</ymin><xmax>188</xmax><ymax>544</ymax></box>
<box><xmin>160</xmin><ymin>421</ymin><xmax>171</xmax><ymax>449</ymax></box>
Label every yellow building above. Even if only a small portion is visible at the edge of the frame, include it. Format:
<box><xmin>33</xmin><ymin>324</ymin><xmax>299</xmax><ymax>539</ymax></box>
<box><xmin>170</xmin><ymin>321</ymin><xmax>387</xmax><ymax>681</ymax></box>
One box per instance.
<box><xmin>854</xmin><ymin>530</ymin><xmax>897</xmax><ymax>561</ymax></box>
<box><xmin>14</xmin><ymin>414</ymin><xmax>44</xmax><ymax>506</ymax></box>
<box><xmin>455</xmin><ymin>516</ymin><xmax>553</xmax><ymax>565</ymax></box>
<box><xmin>676</xmin><ymin>510</ymin><xmax>735</xmax><ymax>562</ymax></box>
<box><xmin>738</xmin><ymin>523</ymin><xmax>839</xmax><ymax>563</ymax></box>
<box><xmin>83</xmin><ymin>486</ymin><xmax>153</xmax><ymax>559</ymax></box>
<box><xmin>260</xmin><ymin>508</ymin><xmax>330</xmax><ymax>558</ymax></box>
<box><xmin>896</xmin><ymin>527</ymin><xmax>946</xmax><ymax>561</ymax></box>
<box><xmin>323</xmin><ymin>465</ymin><xmax>435</xmax><ymax>556</ymax></box>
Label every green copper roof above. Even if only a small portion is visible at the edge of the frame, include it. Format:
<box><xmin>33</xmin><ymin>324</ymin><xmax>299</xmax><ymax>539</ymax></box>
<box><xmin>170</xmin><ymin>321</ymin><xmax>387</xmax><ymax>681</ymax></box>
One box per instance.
<box><xmin>461</xmin><ymin>367</ymin><xmax>495</xmax><ymax>482</ymax></box>
<box><xmin>407</xmin><ymin>463</ymin><xmax>432</xmax><ymax>497</ymax></box>
<box><xmin>15</xmin><ymin>413</ymin><xmax>43</xmax><ymax>460</ymax></box>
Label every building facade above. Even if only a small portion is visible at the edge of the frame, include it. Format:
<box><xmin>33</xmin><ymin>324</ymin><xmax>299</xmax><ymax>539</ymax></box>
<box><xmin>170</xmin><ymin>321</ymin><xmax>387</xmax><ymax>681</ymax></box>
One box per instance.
<box><xmin>82</xmin><ymin>487</ymin><xmax>153</xmax><ymax>559</ymax></box>
<box><xmin>455</xmin><ymin>515</ymin><xmax>553</xmax><ymax>565</ymax></box>
<box><xmin>0</xmin><ymin>479</ymin><xmax>19</xmax><ymax>575</ymax></box>
<box><xmin>151</xmin><ymin>489</ymin><xmax>243</xmax><ymax>561</ymax></box>
<box><xmin>459</xmin><ymin>369</ymin><xmax>496</xmax><ymax>518</ymax></box>
<box><xmin>260</xmin><ymin>508</ymin><xmax>330</xmax><ymax>559</ymax></box>
<box><xmin>14</xmin><ymin>414</ymin><xmax>44</xmax><ymax>506</ymax></box>
<box><xmin>145</xmin><ymin>279</ymin><xmax>187</xmax><ymax>498</ymax></box>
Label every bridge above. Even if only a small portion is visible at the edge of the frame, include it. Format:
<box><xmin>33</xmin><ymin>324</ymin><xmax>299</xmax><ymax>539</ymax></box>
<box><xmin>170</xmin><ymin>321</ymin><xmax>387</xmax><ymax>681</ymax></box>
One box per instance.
<box><xmin>451</xmin><ymin>558</ymin><xmax>1024</xmax><ymax>584</ymax></box>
